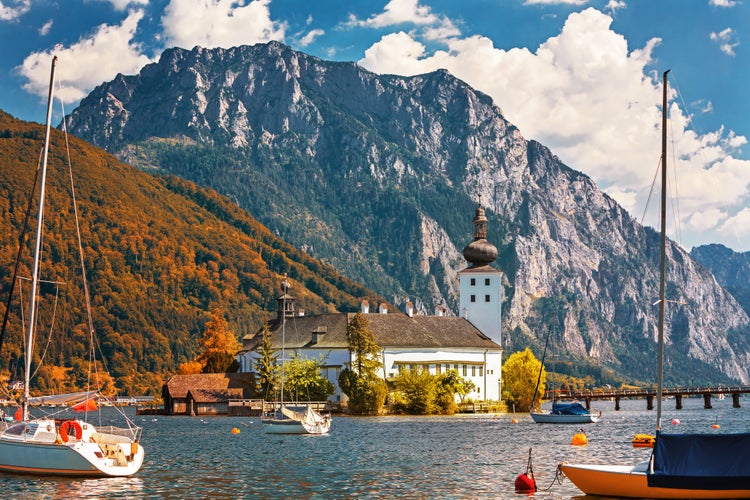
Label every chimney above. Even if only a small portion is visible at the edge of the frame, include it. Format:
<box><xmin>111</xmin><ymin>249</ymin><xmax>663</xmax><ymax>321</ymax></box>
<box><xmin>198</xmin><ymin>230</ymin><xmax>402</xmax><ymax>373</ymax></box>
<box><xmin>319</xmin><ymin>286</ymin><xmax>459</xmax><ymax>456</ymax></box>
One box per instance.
<box><xmin>311</xmin><ymin>326</ymin><xmax>327</xmax><ymax>345</ymax></box>
<box><xmin>406</xmin><ymin>301</ymin><xmax>414</xmax><ymax>318</ymax></box>
<box><xmin>435</xmin><ymin>305</ymin><xmax>446</xmax><ymax>317</ymax></box>
<box><xmin>378</xmin><ymin>303</ymin><xmax>388</xmax><ymax>314</ymax></box>
<box><xmin>361</xmin><ymin>300</ymin><xmax>370</xmax><ymax>314</ymax></box>
<box><xmin>297</xmin><ymin>309</ymin><xmax>305</xmax><ymax>317</ymax></box>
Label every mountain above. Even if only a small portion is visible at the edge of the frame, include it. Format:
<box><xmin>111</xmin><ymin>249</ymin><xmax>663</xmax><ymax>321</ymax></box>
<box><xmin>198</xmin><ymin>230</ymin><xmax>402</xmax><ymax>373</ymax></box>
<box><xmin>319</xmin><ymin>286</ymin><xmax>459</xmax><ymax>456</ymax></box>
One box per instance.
<box><xmin>691</xmin><ymin>244</ymin><xmax>750</xmax><ymax>316</ymax></box>
<box><xmin>0</xmin><ymin>110</ymin><xmax>381</xmax><ymax>395</ymax></box>
<box><xmin>64</xmin><ymin>42</ymin><xmax>750</xmax><ymax>385</ymax></box>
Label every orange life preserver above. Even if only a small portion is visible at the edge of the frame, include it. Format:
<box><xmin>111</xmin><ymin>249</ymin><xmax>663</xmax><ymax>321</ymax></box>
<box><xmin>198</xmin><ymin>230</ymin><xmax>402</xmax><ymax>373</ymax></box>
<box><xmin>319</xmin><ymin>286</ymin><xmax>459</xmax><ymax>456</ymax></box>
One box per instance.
<box><xmin>59</xmin><ymin>420</ymin><xmax>83</xmax><ymax>443</ymax></box>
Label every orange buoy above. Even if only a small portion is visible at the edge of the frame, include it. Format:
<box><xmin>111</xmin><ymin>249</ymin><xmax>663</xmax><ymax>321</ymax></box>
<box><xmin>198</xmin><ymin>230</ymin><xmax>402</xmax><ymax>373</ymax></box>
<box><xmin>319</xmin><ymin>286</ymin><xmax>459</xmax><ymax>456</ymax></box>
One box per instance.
<box><xmin>511</xmin><ymin>417</ymin><xmax>518</xmax><ymax>424</ymax></box>
<box><xmin>632</xmin><ymin>433</ymin><xmax>655</xmax><ymax>448</ymax></box>
<box><xmin>231</xmin><ymin>427</ymin><xmax>241</xmax><ymax>434</ymax></box>
<box><xmin>712</xmin><ymin>423</ymin><xmax>720</xmax><ymax>429</ymax></box>
<box><xmin>571</xmin><ymin>430</ymin><xmax>588</xmax><ymax>446</ymax></box>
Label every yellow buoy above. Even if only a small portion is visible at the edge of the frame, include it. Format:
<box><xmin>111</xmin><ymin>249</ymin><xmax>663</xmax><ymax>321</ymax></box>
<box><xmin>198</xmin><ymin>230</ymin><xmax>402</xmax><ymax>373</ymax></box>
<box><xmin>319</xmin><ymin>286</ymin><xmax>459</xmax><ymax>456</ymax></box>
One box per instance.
<box><xmin>231</xmin><ymin>427</ymin><xmax>241</xmax><ymax>434</ymax></box>
<box><xmin>571</xmin><ymin>431</ymin><xmax>588</xmax><ymax>446</ymax></box>
<box><xmin>632</xmin><ymin>433</ymin><xmax>655</xmax><ymax>448</ymax></box>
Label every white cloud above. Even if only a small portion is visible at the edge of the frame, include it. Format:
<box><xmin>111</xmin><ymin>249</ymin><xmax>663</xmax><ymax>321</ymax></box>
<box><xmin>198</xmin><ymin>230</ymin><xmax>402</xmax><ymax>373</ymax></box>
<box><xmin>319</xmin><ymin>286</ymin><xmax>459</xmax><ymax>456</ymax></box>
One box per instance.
<box><xmin>161</xmin><ymin>0</ymin><xmax>286</xmax><ymax>49</ymax></box>
<box><xmin>423</xmin><ymin>17</ymin><xmax>461</xmax><ymax>42</ymax></box>
<box><xmin>102</xmin><ymin>0</ymin><xmax>149</xmax><ymax>11</ymax></box>
<box><xmin>604</xmin><ymin>0</ymin><xmax>627</xmax><ymax>14</ymax></box>
<box><xmin>298</xmin><ymin>29</ymin><xmax>324</xmax><ymax>47</ymax></box>
<box><xmin>17</xmin><ymin>9</ymin><xmax>154</xmax><ymax>105</ymax></box>
<box><xmin>710</xmin><ymin>27</ymin><xmax>739</xmax><ymax>56</ymax></box>
<box><xmin>0</xmin><ymin>0</ymin><xmax>30</xmax><ymax>21</ymax></box>
<box><xmin>348</xmin><ymin>0</ymin><xmax>439</xmax><ymax>28</ymax></box>
<box><xmin>710</xmin><ymin>0</ymin><xmax>738</xmax><ymax>7</ymax></box>
<box><xmin>39</xmin><ymin>19</ymin><xmax>53</xmax><ymax>36</ymax></box>
<box><xmin>358</xmin><ymin>7</ymin><xmax>750</xmax><ymax>250</ymax></box>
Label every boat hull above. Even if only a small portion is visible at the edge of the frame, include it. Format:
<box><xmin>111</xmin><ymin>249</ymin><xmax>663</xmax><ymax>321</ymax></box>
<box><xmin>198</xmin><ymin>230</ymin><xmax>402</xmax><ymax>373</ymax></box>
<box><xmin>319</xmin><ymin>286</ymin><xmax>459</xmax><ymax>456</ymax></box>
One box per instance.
<box><xmin>561</xmin><ymin>462</ymin><xmax>750</xmax><ymax>499</ymax></box>
<box><xmin>0</xmin><ymin>439</ymin><xmax>144</xmax><ymax>477</ymax></box>
<box><xmin>0</xmin><ymin>419</ymin><xmax>144</xmax><ymax>477</ymax></box>
<box><xmin>262</xmin><ymin>417</ymin><xmax>331</xmax><ymax>435</ymax></box>
<box><xmin>530</xmin><ymin>412</ymin><xmax>598</xmax><ymax>424</ymax></box>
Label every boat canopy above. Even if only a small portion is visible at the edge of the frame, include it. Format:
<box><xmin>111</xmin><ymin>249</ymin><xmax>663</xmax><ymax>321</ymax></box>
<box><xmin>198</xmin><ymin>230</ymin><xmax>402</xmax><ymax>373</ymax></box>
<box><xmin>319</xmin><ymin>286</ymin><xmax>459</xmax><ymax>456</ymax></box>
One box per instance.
<box><xmin>551</xmin><ymin>402</ymin><xmax>589</xmax><ymax>415</ymax></box>
<box><xmin>648</xmin><ymin>431</ymin><xmax>750</xmax><ymax>489</ymax></box>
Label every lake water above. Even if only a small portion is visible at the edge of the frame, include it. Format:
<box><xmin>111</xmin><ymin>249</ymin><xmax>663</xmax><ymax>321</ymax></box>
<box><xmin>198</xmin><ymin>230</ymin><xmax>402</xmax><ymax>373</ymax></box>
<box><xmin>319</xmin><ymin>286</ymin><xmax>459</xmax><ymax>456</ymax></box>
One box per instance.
<box><xmin>2</xmin><ymin>397</ymin><xmax>750</xmax><ymax>498</ymax></box>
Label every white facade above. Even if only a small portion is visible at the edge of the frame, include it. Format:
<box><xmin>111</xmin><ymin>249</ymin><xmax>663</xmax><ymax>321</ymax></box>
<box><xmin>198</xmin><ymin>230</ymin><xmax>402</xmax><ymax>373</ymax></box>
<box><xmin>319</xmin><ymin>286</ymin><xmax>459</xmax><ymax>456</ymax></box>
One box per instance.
<box><xmin>240</xmin><ymin>340</ymin><xmax>502</xmax><ymax>403</ymax></box>
<box><xmin>458</xmin><ymin>268</ymin><xmax>503</xmax><ymax>347</ymax></box>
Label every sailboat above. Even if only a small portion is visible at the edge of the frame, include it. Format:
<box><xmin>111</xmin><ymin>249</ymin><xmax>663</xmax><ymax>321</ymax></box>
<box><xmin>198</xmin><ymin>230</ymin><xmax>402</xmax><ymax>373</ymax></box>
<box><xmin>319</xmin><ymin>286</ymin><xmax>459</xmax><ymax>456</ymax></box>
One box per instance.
<box><xmin>261</xmin><ymin>277</ymin><xmax>331</xmax><ymax>435</ymax></box>
<box><xmin>0</xmin><ymin>56</ymin><xmax>145</xmax><ymax>476</ymax></box>
<box><xmin>530</xmin><ymin>329</ymin><xmax>599</xmax><ymax>424</ymax></box>
<box><xmin>560</xmin><ymin>71</ymin><xmax>750</xmax><ymax>498</ymax></box>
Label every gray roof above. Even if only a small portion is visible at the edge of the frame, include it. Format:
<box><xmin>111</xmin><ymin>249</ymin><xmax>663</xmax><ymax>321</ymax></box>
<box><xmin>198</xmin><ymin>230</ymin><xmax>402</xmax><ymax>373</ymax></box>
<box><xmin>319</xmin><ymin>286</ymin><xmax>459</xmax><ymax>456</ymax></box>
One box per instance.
<box><xmin>244</xmin><ymin>312</ymin><xmax>501</xmax><ymax>351</ymax></box>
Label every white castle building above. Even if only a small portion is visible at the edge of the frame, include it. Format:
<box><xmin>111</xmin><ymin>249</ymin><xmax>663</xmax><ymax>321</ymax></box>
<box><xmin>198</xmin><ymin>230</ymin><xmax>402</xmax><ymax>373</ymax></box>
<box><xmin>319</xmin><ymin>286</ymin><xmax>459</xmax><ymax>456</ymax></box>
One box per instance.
<box><xmin>238</xmin><ymin>201</ymin><xmax>504</xmax><ymax>403</ymax></box>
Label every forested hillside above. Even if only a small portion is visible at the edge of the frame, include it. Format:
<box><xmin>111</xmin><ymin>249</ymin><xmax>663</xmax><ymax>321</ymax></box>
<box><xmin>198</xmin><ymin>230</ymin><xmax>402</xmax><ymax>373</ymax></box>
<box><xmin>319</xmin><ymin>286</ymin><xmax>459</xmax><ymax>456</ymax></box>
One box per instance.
<box><xmin>0</xmin><ymin>110</ymin><xmax>380</xmax><ymax>396</ymax></box>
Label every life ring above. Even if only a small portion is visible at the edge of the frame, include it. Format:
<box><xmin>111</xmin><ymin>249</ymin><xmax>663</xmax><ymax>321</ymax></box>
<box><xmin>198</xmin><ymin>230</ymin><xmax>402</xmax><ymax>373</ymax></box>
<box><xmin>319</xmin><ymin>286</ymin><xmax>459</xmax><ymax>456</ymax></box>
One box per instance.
<box><xmin>59</xmin><ymin>420</ymin><xmax>83</xmax><ymax>443</ymax></box>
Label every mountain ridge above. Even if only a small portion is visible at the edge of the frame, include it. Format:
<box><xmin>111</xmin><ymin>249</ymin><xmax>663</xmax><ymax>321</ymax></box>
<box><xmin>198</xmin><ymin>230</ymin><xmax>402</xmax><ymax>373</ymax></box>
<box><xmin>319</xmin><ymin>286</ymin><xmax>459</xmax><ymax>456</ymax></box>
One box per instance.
<box><xmin>63</xmin><ymin>42</ymin><xmax>750</xmax><ymax>385</ymax></box>
<box><xmin>0</xmin><ymin>109</ymin><xmax>381</xmax><ymax>395</ymax></box>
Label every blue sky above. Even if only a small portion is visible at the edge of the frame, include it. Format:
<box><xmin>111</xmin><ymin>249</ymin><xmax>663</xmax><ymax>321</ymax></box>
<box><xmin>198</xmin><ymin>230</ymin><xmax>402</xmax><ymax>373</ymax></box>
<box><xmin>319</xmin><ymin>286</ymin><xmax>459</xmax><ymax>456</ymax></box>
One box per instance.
<box><xmin>1</xmin><ymin>0</ymin><xmax>749</xmax><ymax>251</ymax></box>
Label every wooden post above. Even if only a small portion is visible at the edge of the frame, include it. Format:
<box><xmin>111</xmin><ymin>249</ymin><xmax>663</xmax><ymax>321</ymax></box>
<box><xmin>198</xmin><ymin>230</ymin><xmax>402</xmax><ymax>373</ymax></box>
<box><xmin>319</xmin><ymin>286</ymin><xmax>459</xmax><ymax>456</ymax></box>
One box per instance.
<box><xmin>585</xmin><ymin>397</ymin><xmax>591</xmax><ymax>410</ymax></box>
<box><xmin>733</xmin><ymin>392</ymin><xmax>741</xmax><ymax>408</ymax></box>
<box><xmin>646</xmin><ymin>395</ymin><xmax>653</xmax><ymax>410</ymax></box>
<box><xmin>614</xmin><ymin>396</ymin><xmax>620</xmax><ymax>411</ymax></box>
<box><xmin>675</xmin><ymin>394</ymin><xmax>682</xmax><ymax>410</ymax></box>
<box><xmin>703</xmin><ymin>393</ymin><xmax>712</xmax><ymax>409</ymax></box>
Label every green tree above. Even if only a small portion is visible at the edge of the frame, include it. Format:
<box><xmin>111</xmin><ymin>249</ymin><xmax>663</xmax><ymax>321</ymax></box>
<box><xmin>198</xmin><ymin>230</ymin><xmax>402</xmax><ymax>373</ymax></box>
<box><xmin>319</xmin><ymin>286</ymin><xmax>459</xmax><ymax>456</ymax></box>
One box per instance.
<box><xmin>197</xmin><ymin>309</ymin><xmax>242</xmax><ymax>373</ymax></box>
<box><xmin>391</xmin><ymin>367</ymin><xmax>438</xmax><ymax>414</ymax></box>
<box><xmin>283</xmin><ymin>354</ymin><xmax>334</xmax><ymax>401</ymax></box>
<box><xmin>502</xmin><ymin>347</ymin><xmax>545</xmax><ymax>412</ymax></box>
<box><xmin>253</xmin><ymin>323</ymin><xmax>279</xmax><ymax>400</ymax></box>
<box><xmin>338</xmin><ymin>312</ymin><xmax>387</xmax><ymax>414</ymax></box>
<box><xmin>437</xmin><ymin>369</ymin><xmax>475</xmax><ymax>407</ymax></box>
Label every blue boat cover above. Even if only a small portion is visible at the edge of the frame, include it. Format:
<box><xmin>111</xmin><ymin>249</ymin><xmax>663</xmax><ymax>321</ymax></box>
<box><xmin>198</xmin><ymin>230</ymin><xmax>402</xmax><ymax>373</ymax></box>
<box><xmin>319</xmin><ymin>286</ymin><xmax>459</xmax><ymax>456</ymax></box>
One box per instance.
<box><xmin>647</xmin><ymin>431</ymin><xmax>750</xmax><ymax>489</ymax></box>
<box><xmin>550</xmin><ymin>402</ymin><xmax>589</xmax><ymax>415</ymax></box>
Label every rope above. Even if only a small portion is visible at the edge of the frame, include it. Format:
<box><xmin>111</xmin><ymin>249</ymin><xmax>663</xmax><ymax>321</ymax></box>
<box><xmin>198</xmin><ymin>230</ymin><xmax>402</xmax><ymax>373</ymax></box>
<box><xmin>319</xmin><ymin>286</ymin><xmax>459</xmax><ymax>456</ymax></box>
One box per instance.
<box><xmin>542</xmin><ymin>463</ymin><xmax>567</xmax><ymax>491</ymax></box>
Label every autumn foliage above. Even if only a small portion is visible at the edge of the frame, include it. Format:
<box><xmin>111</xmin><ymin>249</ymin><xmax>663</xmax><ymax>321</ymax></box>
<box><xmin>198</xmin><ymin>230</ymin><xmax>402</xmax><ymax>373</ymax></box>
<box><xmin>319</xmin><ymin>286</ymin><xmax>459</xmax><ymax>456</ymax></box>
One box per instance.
<box><xmin>0</xmin><ymin>111</ymin><xmax>381</xmax><ymax>396</ymax></box>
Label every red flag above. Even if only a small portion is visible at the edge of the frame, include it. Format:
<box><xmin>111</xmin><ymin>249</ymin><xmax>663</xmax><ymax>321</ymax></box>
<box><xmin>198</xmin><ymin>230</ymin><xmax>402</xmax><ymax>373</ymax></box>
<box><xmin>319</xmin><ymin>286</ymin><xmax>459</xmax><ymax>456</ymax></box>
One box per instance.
<box><xmin>13</xmin><ymin>407</ymin><xmax>22</xmax><ymax>421</ymax></box>
<box><xmin>72</xmin><ymin>398</ymin><xmax>98</xmax><ymax>412</ymax></box>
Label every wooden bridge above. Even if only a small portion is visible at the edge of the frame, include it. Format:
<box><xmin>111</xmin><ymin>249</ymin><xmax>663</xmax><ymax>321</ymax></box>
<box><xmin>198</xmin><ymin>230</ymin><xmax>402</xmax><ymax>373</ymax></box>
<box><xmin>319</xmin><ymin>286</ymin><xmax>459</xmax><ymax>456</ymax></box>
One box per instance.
<box><xmin>544</xmin><ymin>386</ymin><xmax>750</xmax><ymax>411</ymax></box>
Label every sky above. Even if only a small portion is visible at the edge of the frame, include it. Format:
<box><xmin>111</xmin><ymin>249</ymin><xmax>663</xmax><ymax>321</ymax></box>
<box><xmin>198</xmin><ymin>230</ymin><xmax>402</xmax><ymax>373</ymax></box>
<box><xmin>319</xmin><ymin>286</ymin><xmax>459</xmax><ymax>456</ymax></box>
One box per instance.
<box><xmin>1</xmin><ymin>0</ymin><xmax>749</xmax><ymax>252</ymax></box>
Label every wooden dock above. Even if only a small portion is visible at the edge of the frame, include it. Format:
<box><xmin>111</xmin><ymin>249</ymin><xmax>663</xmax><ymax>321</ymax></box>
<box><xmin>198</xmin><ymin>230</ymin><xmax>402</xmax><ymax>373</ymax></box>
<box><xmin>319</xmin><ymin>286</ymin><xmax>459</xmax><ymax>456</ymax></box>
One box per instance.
<box><xmin>545</xmin><ymin>386</ymin><xmax>750</xmax><ymax>411</ymax></box>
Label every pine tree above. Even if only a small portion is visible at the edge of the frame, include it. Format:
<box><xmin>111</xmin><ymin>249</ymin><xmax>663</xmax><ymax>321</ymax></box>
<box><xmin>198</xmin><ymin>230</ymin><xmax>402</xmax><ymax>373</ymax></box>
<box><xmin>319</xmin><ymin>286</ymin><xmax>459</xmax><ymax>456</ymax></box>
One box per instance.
<box><xmin>338</xmin><ymin>312</ymin><xmax>387</xmax><ymax>414</ymax></box>
<box><xmin>253</xmin><ymin>323</ymin><xmax>278</xmax><ymax>400</ymax></box>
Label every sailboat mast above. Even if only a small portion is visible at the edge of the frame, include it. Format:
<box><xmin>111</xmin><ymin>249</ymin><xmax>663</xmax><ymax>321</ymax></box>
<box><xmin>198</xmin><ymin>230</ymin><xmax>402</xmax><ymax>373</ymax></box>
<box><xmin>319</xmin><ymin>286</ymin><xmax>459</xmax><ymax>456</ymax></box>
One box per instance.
<box><xmin>656</xmin><ymin>69</ymin><xmax>670</xmax><ymax>431</ymax></box>
<box><xmin>280</xmin><ymin>276</ymin><xmax>288</xmax><ymax>406</ymax></box>
<box><xmin>23</xmin><ymin>56</ymin><xmax>57</xmax><ymax>420</ymax></box>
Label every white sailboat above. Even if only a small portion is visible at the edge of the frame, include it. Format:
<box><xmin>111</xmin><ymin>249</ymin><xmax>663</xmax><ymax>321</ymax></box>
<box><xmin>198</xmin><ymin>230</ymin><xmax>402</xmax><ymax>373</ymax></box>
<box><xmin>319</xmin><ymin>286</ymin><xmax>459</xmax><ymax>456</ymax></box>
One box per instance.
<box><xmin>560</xmin><ymin>71</ymin><xmax>750</xmax><ymax>498</ymax></box>
<box><xmin>262</xmin><ymin>277</ymin><xmax>331</xmax><ymax>435</ymax></box>
<box><xmin>530</xmin><ymin>328</ymin><xmax>599</xmax><ymax>424</ymax></box>
<box><xmin>0</xmin><ymin>56</ymin><xmax>145</xmax><ymax>476</ymax></box>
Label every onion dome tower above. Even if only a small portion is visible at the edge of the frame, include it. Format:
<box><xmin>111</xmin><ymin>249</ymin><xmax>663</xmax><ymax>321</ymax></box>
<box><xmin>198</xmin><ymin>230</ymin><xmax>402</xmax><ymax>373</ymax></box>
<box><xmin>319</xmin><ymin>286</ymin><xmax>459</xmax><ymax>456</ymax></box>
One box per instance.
<box><xmin>462</xmin><ymin>202</ymin><xmax>498</xmax><ymax>267</ymax></box>
<box><xmin>458</xmin><ymin>197</ymin><xmax>503</xmax><ymax>350</ymax></box>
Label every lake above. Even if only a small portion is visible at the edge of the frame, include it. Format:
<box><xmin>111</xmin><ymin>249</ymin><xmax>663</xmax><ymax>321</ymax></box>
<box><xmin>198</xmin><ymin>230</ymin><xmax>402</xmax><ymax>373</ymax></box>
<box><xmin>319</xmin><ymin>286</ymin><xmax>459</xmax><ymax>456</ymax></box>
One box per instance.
<box><xmin>2</xmin><ymin>397</ymin><xmax>749</xmax><ymax>498</ymax></box>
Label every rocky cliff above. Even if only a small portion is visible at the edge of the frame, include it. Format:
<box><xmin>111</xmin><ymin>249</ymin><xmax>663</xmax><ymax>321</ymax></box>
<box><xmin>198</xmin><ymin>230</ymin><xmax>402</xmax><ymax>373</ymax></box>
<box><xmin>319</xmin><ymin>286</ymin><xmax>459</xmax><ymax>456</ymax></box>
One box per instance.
<box><xmin>64</xmin><ymin>42</ymin><xmax>750</xmax><ymax>384</ymax></box>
